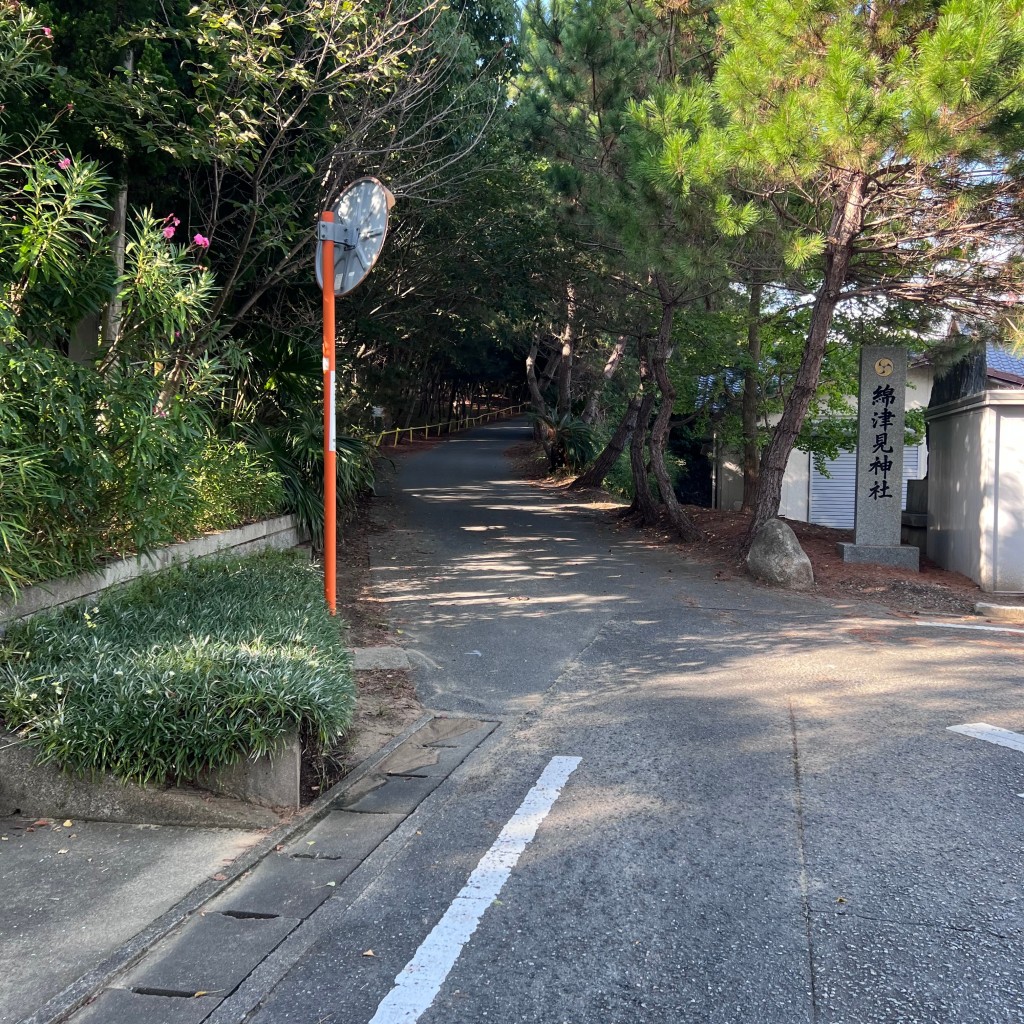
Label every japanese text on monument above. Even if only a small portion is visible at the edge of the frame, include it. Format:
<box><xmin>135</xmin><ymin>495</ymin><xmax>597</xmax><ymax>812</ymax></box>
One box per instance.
<box><xmin>869</xmin><ymin>384</ymin><xmax>896</xmax><ymax>500</ymax></box>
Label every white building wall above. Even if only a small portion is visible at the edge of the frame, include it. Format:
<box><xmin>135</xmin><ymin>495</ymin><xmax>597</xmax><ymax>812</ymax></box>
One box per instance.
<box><xmin>906</xmin><ymin>365</ymin><xmax>933</xmax><ymax>410</ymax></box>
<box><xmin>926</xmin><ymin>392</ymin><xmax>1024</xmax><ymax>594</ymax></box>
<box><xmin>717</xmin><ymin>454</ymin><xmax>744</xmax><ymax>512</ymax></box>
<box><xmin>925</xmin><ymin>401</ymin><xmax>986</xmax><ymax>586</ymax></box>
<box><xmin>994</xmin><ymin>405</ymin><xmax>1024</xmax><ymax>592</ymax></box>
<box><xmin>714</xmin><ymin>447</ymin><xmax>811</xmax><ymax>520</ymax></box>
<box><xmin>779</xmin><ymin>449</ymin><xmax>810</xmax><ymax>522</ymax></box>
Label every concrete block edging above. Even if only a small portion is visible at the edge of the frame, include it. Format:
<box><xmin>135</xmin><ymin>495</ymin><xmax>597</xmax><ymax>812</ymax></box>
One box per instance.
<box><xmin>0</xmin><ymin>514</ymin><xmax>303</xmax><ymax>628</ymax></box>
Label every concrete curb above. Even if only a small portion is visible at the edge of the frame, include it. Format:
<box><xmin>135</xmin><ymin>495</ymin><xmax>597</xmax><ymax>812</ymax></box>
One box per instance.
<box><xmin>0</xmin><ymin>516</ymin><xmax>302</xmax><ymax>629</ymax></box>
<box><xmin>20</xmin><ymin>711</ymin><xmax>436</xmax><ymax>1024</ymax></box>
<box><xmin>350</xmin><ymin>646</ymin><xmax>412</xmax><ymax>671</ymax></box>
<box><xmin>975</xmin><ymin>601</ymin><xmax>1024</xmax><ymax>624</ymax></box>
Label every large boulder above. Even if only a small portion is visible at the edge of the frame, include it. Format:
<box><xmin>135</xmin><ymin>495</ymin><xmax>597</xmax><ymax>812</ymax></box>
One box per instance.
<box><xmin>746</xmin><ymin>519</ymin><xmax>814</xmax><ymax>590</ymax></box>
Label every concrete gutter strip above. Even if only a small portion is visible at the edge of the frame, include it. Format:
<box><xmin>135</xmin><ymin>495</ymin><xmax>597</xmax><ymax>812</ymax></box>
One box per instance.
<box><xmin>21</xmin><ymin>712</ymin><xmax>438</xmax><ymax>1024</ymax></box>
<box><xmin>0</xmin><ymin>515</ymin><xmax>302</xmax><ymax>627</ymax></box>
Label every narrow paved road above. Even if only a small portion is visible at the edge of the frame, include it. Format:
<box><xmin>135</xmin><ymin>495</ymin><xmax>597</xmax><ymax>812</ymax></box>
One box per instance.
<box><xmin>250</xmin><ymin>421</ymin><xmax>1024</xmax><ymax>1024</ymax></box>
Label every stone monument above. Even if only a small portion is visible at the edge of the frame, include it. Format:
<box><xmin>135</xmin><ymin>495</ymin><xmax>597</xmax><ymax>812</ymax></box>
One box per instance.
<box><xmin>837</xmin><ymin>346</ymin><xmax>920</xmax><ymax>571</ymax></box>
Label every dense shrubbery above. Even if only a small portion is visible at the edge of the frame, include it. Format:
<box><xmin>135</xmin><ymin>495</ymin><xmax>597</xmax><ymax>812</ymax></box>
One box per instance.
<box><xmin>240</xmin><ymin>386</ymin><xmax>376</xmax><ymax>548</ymax></box>
<box><xmin>0</xmin><ymin>13</ymin><xmax>286</xmax><ymax>594</ymax></box>
<box><xmin>0</xmin><ymin>345</ymin><xmax>285</xmax><ymax>595</ymax></box>
<box><xmin>0</xmin><ymin>550</ymin><xmax>354</xmax><ymax>785</ymax></box>
<box><xmin>185</xmin><ymin>439</ymin><xmax>287</xmax><ymax>535</ymax></box>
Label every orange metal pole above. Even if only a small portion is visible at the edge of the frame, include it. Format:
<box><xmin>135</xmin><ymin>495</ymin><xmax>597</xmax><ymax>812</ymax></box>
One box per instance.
<box><xmin>321</xmin><ymin>211</ymin><xmax>337</xmax><ymax>616</ymax></box>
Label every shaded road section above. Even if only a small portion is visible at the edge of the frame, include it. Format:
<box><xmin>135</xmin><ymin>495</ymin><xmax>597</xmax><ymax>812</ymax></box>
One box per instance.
<box><xmin>237</xmin><ymin>421</ymin><xmax>1024</xmax><ymax>1024</ymax></box>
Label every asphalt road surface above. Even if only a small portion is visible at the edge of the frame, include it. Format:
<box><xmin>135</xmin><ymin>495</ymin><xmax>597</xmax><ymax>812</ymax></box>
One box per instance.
<box><xmin>245</xmin><ymin>420</ymin><xmax>1024</xmax><ymax>1024</ymax></box>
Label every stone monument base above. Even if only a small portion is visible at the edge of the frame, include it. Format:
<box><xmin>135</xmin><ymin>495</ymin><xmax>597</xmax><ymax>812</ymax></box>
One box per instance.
<box><xmin>837</xmin><ymin>542</ymin><xmax>919</xmax><ymax>571</ymax></box>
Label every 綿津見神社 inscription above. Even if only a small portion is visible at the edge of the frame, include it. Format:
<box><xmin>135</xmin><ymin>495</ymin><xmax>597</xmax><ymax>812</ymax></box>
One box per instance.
<box><xmin>838</xmin><ymin>346</ymin><xmax>920</xmax><ymax>571</ymax></box>
<box><xmin>869</xmin><ymin>381</ymin><xmax>896</xmax><ymax>500</ymax></box>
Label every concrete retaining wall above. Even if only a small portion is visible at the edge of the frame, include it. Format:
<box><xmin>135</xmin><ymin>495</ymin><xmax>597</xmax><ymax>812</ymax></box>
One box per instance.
<box><xmin>0</xmin><ymin>515</ymin><xmax>303</xmax><ymax>627</ymax></box>
<box><xmin>0</xmin><ymin>516</ymin><xmax>308</xmax><ymax>823</ymax></box>
<box><xmin>0</xmin><ymin>734</ymin><xmax>285</xmax><ymax>827</ymax></box>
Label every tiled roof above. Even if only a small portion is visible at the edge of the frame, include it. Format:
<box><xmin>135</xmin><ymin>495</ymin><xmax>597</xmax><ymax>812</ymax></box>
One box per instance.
<box><xmin>986</xmin><ymin>343</ymin><xmax>1024</xmax><ymax>379</ymax></box>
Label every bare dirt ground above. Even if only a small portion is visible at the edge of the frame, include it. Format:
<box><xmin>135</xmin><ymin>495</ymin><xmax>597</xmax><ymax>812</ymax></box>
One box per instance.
<box><xmin>310</xmin><ymin>438</ymin><xmax>482</xmax><ymax>797</ymax></box>
<box><xmin>506</xmin><ymin>439</ymin><xmax>1013</xmax><ymax>619</ymax></box>
<box><xmin>334</xmin><ymin>503</ymin><xmax>425</xmax><ymax>769</ymax></box>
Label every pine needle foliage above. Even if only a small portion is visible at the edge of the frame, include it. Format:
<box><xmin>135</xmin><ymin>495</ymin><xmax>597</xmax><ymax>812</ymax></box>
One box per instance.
<box><xmin>630</xmin><ymin>0</ymin><xmax>1024</xmax><ymax>536</ymax></box>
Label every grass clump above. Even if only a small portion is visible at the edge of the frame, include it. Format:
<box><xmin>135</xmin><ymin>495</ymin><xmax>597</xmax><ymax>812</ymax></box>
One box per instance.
<box><xmin>0</xmin><ymin>550</ymin><xmax>354</xmax><ymax>787</ymax></box>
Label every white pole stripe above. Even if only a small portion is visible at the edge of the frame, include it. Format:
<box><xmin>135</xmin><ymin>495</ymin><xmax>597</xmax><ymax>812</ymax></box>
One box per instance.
<box><xmin>367</xmin><ymin>755</ymin><xmax>582</xmax><ymax>1024</ymax></box>
<box><xmin>915</xmin><ymin>621</ymin><xmax>1024</xmax><ymax>636</ymax></box>
<box><xmin>947</xmin><ymin>722</ymin><xmax>1024</xmax><ymax>753</ymax></box>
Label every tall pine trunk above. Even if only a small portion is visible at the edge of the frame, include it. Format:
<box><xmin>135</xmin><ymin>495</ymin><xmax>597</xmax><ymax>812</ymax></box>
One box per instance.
<box><xmin>525</xmin><ymin>341</ymin><xmax>547</xmax><ymax>415</ymax></box>
<box><xmin>581</xmin><ymin>336</ymin><xmax>627</xmax><ymax>425</ymax></box>
<box><xmin>747</xmin><ymin>172</ymin><xmax>867</xmax><ymax>544</ymax></box>
<box><xmin>628</xmin><ymin>392</ymin><xmax>659</xmax><ymax>523</ymax></box>
<box><xmin>648</xmin><ymin>293</ymin><xmax>702</xmax><ymax>542</ymax></box>
<box><xmin>556</xmin><ymin>283</ymin><xmax>576</xmax><ymax>419</ymax></box>
<box><xmin>526</xmin><ymin>340</ymin><xmax>551</xmax><ymax>447</ymax></box>
<box><xmin>741</xmin><ymin>279</ymin><xmax>763</xmax><ymax>510</ymax></box>
<box><xmin>570</xmin><ymin>394</ymin><xmax>641</xmax><ymax>490</ymax></box>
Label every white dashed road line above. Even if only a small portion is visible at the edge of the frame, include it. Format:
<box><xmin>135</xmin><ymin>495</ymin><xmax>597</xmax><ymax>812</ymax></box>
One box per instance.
<box><xmin>916</xmin><ymin>621</ymin><xmax>1024</xmax><ymax>636</ymax></box>
<box><xmin>367</xmin><ymin>755</ymin><xmax>582</xmax><ymax>1024</ymax></box>
<box><xmin>947</xmin><ymin>722</ymin><xmax>1024</xmax><ymax>754</ymax></box>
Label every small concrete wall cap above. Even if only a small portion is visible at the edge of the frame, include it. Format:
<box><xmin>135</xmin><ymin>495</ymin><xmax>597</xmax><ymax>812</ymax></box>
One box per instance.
<box><xmin>350</xmin><ymin>647</ymin><xmax>411</xmax><ymax>671</ymax></box>
<box><xmin>746</xmin><ymin>519</ymin><xmax>815</xmax><ymax>591</ymax></box>
<box><xmin>975</xmin><ymin>602</ymin><xmax>1024</xmax><ymax>623</ymax></box>
<box><xmin>0</xmin><ymin>514</ymin><xmax>301</xmax><ymax>628</ymax></box>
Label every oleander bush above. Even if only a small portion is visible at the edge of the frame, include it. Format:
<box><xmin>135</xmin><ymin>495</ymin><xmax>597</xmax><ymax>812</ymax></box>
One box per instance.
<box><xmin>0</xmin><ymin>550</ymin><xmax>354</xmax><ymax>786</ymax></box>
<box><xmin>0</xmin><ymin>345</ymin><xmax>286</xmax><ymax>594</ymax></box>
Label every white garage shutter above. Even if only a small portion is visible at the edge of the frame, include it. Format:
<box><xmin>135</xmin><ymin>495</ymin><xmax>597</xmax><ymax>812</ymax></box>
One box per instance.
<box><xmin>809</xmin><ymin>446</ymin><xmax>922</xmax><ymax>529</ymax></box>
<box><xmin>809</xmin><ymin>452</ymin><xmax>857</xmax><ymax>528</ymax></box>
<box><xmin>902</xmin><ymin>447</ymin><xmax>920</xmax><ymax>499</ymax></box>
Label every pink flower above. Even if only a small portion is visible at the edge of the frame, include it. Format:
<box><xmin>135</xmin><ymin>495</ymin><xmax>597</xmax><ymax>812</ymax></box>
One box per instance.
<box><xmin>173</xmin><ymin>217</ymin><xmax>180</xmax><ymax>227</ymax></box>
<box><xmin>42</xmin><ymin>27</ymin><xmax>52</xmax><ymax>38</ymax></box>
<box><xmin>193</xmin><ymin>234</ymin><xmax>210</xmax><ymax>249</ymax></box>
<box><xmin>57</xmin><ymin>157</ymin><xmax>71</xmax><ymax>170</ymax></box>
<box><xmin>162</xmin><ymin>225</ymin><xmax>175</xmax><ymax>239</ymax></box>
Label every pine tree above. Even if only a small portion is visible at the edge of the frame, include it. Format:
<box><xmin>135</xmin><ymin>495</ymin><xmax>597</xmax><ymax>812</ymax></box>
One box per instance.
<box><xmin>522</xmin><ymin>0</ymin><xmax>734</xmax><ymax>540</ymax></box>
<box><xmin>643</xmin><ymin>0</ymin><xmax>1024</xmax><ymax>540</ymax></box>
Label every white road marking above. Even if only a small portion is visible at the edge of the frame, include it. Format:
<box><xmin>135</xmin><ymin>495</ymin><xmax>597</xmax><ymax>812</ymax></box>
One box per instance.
<box><xmin>947</xmin><ymin>722</ymin><xmax>1024</xmax><ymax>753</ymax></box>
<box><xmin>916</xmin><ymin>621</ymin><xmax>1024</xmax><ymax>636</ymax></box>
<box><xmin>367</xmin><ymin>755</ymin><xmax>582</xmax><ymax>1024</ymax></box>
